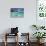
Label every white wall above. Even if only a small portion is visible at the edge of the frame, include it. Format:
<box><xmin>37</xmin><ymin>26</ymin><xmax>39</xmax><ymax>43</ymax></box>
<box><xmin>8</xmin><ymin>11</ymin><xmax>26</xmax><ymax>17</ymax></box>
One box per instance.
<box><xmin>0</xmin><ymin>0</ymin><xmax>36</xmax><ymax>42</ymax></box>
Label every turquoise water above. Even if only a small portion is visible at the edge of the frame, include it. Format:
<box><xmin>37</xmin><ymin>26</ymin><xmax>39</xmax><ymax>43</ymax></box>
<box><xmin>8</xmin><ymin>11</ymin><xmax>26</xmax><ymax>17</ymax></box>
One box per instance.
<box><xmin>11</xmin><ymin>12</ymin><xmax>24</xmax><ymax>17</ymax></box>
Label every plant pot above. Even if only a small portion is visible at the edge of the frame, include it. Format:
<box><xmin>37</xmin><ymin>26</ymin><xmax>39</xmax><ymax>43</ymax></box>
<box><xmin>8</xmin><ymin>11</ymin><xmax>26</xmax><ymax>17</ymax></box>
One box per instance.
<box><xmin>37</xmin><ymin>39</ymin><xmax>45</xmax><ymax>44</ymax></box>
<box><xmin>40</xmin><ymin>38</ymin><xmax>45</xmax><ymax>43</ymax></box>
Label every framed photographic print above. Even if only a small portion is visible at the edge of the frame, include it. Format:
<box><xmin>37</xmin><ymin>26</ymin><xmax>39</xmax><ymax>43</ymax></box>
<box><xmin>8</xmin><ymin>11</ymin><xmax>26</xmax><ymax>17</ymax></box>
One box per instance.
<box><xmin>37</xmin><ymin>0</ymin><xmax>46</xmax><ymax>18</ymax></box>
<box><xmin>10</xmin><ymin>8</ymin><xmax>24</xmax><ymax>17</ymax></box>
<box><xmin>36</xmin><ymin>0</ymin><xmax>46</xmax><ymax>26</ymax></box>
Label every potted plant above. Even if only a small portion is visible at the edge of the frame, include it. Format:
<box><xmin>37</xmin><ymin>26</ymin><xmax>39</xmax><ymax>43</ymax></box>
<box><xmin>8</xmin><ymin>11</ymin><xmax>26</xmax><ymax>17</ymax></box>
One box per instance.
<box><xmin>33</xmin><ymin>32</ymin><xmax>46</xmax><ymax>43</ymax></box>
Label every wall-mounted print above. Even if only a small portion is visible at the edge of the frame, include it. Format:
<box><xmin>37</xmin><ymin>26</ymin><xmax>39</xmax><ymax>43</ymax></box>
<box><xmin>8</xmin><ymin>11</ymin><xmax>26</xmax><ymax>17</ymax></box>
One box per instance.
<box><xmin>37</xmin><ymin>0</ymin><xmax>46</xmax><ymax>18</ymax></box>
<box><xmin>10</xmin><ymin>8</ymin><xmax>24</xmax><ymax>17</ymax></box>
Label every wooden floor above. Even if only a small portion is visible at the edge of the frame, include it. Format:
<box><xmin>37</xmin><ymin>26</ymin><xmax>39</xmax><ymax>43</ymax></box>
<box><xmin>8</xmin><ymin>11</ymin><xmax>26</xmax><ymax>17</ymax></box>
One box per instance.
<box><xmin>0</xmin><ymin>42</ymin><xmax>46</xmax><ymax>46</ymax></box>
